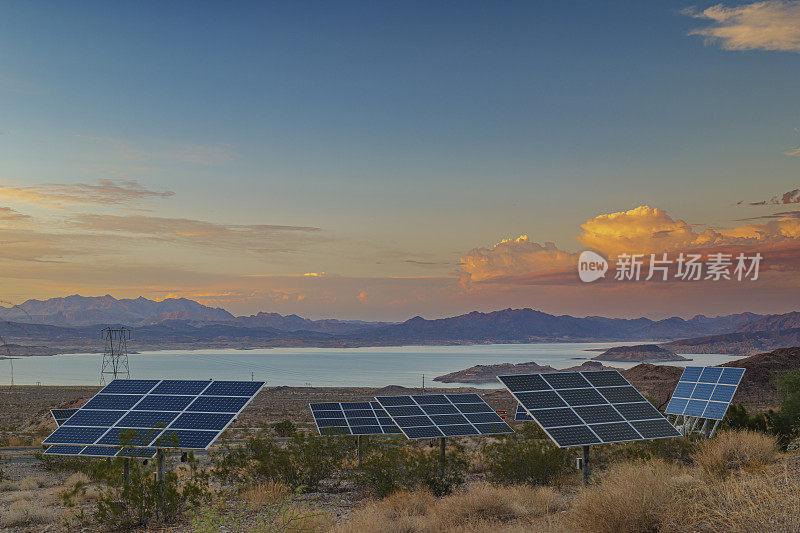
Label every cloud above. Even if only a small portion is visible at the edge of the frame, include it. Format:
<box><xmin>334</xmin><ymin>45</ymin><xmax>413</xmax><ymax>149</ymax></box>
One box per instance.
<box><xmin>784</xmin><ymin>147</ymin><xmax>800</xmax><ymax>156</ymax></box>
<box><xmin>0</xmin><ymin>179</ymin><xmax>174</xmax><ymax>207</ymax></box>
<box><xmin>68</xmin><ymin>213</ymin><xmax>323</xmax><ymax>253</ymax></box>
<box><xmin>459</xmin><ymin>205</ymin><xmax>800</xmax><ymax>287</ymax></box>
<box><xmin>460</xmin><ymin>235</ymin><xmax>576</xmax><ymax>284</ymax></box>
<box><xmin>742</xmin><ymin>188</ymin><xmax>800</xmax><ymax>205</ymax></box>
<box><xmin>578</xmin><ymin>206</ymin><xmax>722</xmax><ymax>256</ymax></box>
<box><xmin>684</xmin><ymin>0</ymin><xmax>800</xmax><ymax>52</ymax></box>
<box><xmin>0</xmin><ymin>206</ymin><xmax>30</xmax><ymax>221</ymax></box>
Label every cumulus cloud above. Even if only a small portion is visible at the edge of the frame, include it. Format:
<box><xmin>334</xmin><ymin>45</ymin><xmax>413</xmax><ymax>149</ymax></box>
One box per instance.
<box><xmin>0</xmin><ymin>179</ymin><xmax>174</xmax><ymax>207</ymax></box>
<box><xmin>578</xmin><ymin>206</ymin><xmax>722</xmax><ymax>256</ymax></box>
<box><xmin>684</xmin><ymin>0</ymin><xmax>800</xmax><ymax>52</ymax></box>
<box><xmin>460</xmin><ymin>205</ymin><xmax>800</xmax><ymax>286</ymax></box>
<box><xmin>460</xmin><ymin>235</ymin><xmax>576</xmax><ymax>283</ymax></box>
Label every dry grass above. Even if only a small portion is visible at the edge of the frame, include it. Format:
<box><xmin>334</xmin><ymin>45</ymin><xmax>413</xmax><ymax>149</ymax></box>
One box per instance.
<box><xmin>243</xmin><ymin>480</ymin><xmax>292</xmax><ymax>511</ymax></box>
<box><xmin>695</xmin><ymin>430</ymin><xmax>779</xmax><ymax>478</ymax></box>
<box><xmin>567</xmin><ymin>459</ymin><xmax>688</xmax><ymax>533</ymax></box>
<box><xmin>661</xmin><ymin>465</ymin><xmax>800</xmax><ymax>532</ymax></box>
<box><xmin>64</xmin><ymin>471</ymin><xmax>90</xmax><ymax>486</ymax></box>
<box><xmin>335</xmin><ymin>482</ymin><xmax>561</xmax><ymax>533</ymax></box>
<box><xmin>0</xmin><ymin>498</ymin><xmax>59</xmax><ymax>527</ymax></box>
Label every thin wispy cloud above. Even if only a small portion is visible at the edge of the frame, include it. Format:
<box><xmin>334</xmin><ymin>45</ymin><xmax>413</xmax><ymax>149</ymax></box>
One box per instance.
<box><xmin>684</xmin><ymin>0</ymin><xmax>800</xmax><ymax>52</ymax></box>
<box><xmin>785</xmin><ymin>147</ymin><xmax>800</xmax><ymax>156</ymax></box>
<box><xmin>68</xmin><ymin>213</ymin><xmax>323</xmax><ymax>254</ymax></box>
<box><xmin>740</xmin><ymin>188</ymin><xmax>800</xmax><ymax>205</ymax></box>
<box><xmin>0</xmin><ymin>179</ymin><xmax>174</xmax><ymax>207</ymax></box>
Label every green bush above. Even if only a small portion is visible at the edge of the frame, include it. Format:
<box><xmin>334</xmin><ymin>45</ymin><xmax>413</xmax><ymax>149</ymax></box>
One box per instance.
<box><xmin>95</xmin><ymin>455</ymin><xmax>210</xmax><ymax>530</ymax></box>
<box><xmin>213</xmin><ymin>432</ymin><xmax>349</xmax><ymax>491</ymax></box>
<box><xmin>483</xmin><ymin>424</ymin><xmax>571</xmax><ymax>485</ymax></box>
<box><xmin>271</xmin><ymin>419</ymin><xmax>296</xmax><ymax>437</ymax></box>
<box><xmin>353</xmin><ymin>438</ymin><xmax>468</xmax><ymax>497</ymax></box>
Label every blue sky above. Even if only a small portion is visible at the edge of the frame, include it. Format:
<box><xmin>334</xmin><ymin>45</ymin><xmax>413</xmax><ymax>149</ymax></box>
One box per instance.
<box><xmin>0</xmin><ymin>1</ymin><xmax>799</xmax><ymax>319</ymax></box>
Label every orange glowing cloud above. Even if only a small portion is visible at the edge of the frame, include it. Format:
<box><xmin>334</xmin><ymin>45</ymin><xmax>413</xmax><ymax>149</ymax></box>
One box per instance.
<box><xmin>578</xmin><ymin>206</ymin><xmax>722</xmax><ymax>257</ymax></box>
<box><xmin>460</xmin><ymin>235</ymin><xmax>576</xmax><ymax>283</ymax></box>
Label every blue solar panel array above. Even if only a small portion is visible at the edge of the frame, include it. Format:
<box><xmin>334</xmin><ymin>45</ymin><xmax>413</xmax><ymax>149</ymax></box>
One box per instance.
<box><xmin>664</xmin><ymin>366</ymin><xmax>745</xmax><ymax>420</ymax></box>
<box><xmin>44</xmin><ymin>444</ymin><xmax>157</xmax><ymax>459</ymax></box>
<box><xmin>51</xmin><ymin>409</ymin><xmax>79</xmax><ymax>426</ymax></box>
<box><xmin>374</xmin><ymin>393</ymin><xmax>514</xmax><ymax>439</ymax></box>
<box><xmin>42</xmin><ymin>379</ymin><xmax>265</xmax><ymax>455</ymax></box>
<box><xmin>499</xmin><ymin>371</ymin><xmax>681</xmax><ymax>448</ymax></box>
<box><xmin>309</xmin><ymin>401</ymin><xmax>401</xmax><ymax>436</ymax></box>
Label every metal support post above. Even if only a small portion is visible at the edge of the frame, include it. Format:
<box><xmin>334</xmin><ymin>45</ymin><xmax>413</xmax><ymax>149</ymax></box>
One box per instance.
<box><xmin>123</xmin><ymin>458</ymin><xmax>131</xmax><ymax>485</ymax></box>
<box><xmin>357</xmin><ymin>435</ymin><xmax>363</xmax><ymax>467</ymax></box>
<box><xmin>700</xmin><ymin>419</ymin><xmax>710</xmax><ymax>438</ymax></box>
<box><xmin>440</xmin><ymin>437</ymin><xmax>446</xmax><ymax>479</ymax></box>
<box><xmin>157</xmin><ymin>449</ymin><xmax>165</xmax><ymax>482</ymax></box>
<box><xmin>582</xmin><ymin>445</ymin><xmax>590</xmax><ymax>485</ymax></box>
<box><xmin>709</xmin><ymin>419</ymin><xmax>721</xmax><ymax>438</ymax></box>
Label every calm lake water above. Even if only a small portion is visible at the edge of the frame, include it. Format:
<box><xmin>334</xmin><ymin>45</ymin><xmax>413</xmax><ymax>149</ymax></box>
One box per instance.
<box><xmin>2</xmin><ymin>343</ymin><xmax>743</xmax><ymax>388</ymax></box>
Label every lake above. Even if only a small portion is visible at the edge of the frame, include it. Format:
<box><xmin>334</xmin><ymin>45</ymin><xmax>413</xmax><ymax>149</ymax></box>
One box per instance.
<box><xmin>2</xmin><ymin>343</ymin><xmax>743</xmax><ymax>387</ymax></box>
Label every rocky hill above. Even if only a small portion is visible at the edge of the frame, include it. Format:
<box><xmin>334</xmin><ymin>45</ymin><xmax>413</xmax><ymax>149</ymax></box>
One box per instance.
<box><xmin>433</xmin><ymin>360</ymin><xmax>611</xmax><ymax>383</ymax></box>
<box><xmin>593</xmin><ymin>344</ymin><xmax>689</xmax><ymax>362</ymax></box>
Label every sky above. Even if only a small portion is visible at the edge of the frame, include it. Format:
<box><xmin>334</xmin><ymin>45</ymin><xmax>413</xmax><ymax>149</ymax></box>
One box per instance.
<box><xmin>0</xmin><ymin>0</ymin><xmax>799</xmax><ymax>320</ymax></box>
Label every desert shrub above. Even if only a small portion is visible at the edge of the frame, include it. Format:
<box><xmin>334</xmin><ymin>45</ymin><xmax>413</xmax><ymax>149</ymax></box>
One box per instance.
<box><xmin>190</xmin><ymin>487</ymin><xmax>330</xmax><ymax>533</ymax></box>
<box><xmin>95</xmin><ymin>454</ymin><xmax>210</xmax><ymax>530</ymax></box>
<box><xmin>483</xmin><ymin>424</ymin><xmax>571</xmax><ymax>486</ymax></box>
<box><xmin>694</xmin><ymin>429</ymin><xmax>778</xmax><ymax>478</ymax></box>
<box><xmin>334</xmin><ymin>483</ymin><xmax>561</xmax><ymax>533</ymax></box>
<box><xmin>568</xmin><ymin>459</ymin><xmax>683</xmax><ymax>533</ymax></box>
<box><xmin>0</xmin><ymin>499</ymin><xmax>58</xmax><ymax>528</ymax></box>
<box><xmin>271</xmin><ymin>419</ymin><xmax>296</xmax><ymax>437</ymax></box>
<box><xmin>213</xmin><ymin>432</ymin><xmax>349</xmax><ymax>491</ymax></box>
<box><xmin>353</xmin><ymin>439</ymin><xmax>468</xmax><ymax>497</ymax></box>
<box><xmin>661</xmin><ymin>466</ymin><xmax>800</xmax><ymax>532</ymax></box>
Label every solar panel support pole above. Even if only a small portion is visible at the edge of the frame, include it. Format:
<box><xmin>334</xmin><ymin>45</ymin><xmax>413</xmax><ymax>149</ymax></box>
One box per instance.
<box><xmin>582</xmin><ymin>445</ymin><xmax>590</xmax><ymax>485</ymax></box>
<box><xmin>709</xmin><ymin>419</ymin><xmax>721</xmax><ymax>438</ymax></box>
<box><xmin>700</xmin><ymin>419</ymin><xmax>711</xmax><ymax>439</ymax></box>
<box><xmin>357</xmin><ymin>435</ymin><xmax>363</xmax><ymax>467</ymax></box>
<box><xmin>439</xmin><ymin>437</ymin><xmax>446</xmax><ymax>479</ymax></box>
<box><xmin>157</xmin><ymin>449</ymin><xmax>165</xmax><ymax>482</ymax></box>
<box><xmin>123</xmin><ymin>459</ymin><xmax>131</xmax><ymax>485</ymax></box>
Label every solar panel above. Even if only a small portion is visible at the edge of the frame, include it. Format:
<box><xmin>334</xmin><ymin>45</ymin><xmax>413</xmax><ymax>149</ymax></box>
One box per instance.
<box><xmin>51</xmin><ymin>409</ymin><xmax>79</xmax><ymax>426</ymax></box>
<box><xmin>309</xmin><ymin>401</ymin><xmax>401</xmax><ymax>436</ymax></box>
<box><xmin>374</xmin><ymin>393</ymin><xmax>513</xmax><ymax>440</ymax></box>
<box><xmin>44</xmin><ymin>444</ymin><xmax>157</xmax><ymax>459</ymax></box>
<box><xmin>499</xmin><ymin>370</ymin><xmax>680</xmax><ymax>448</ymax></box>
<box><xmin>42</xmin><ymin>379</ymin><xmax>265</xmax><ymax>455</ymax></box>
<box><xmin>664</xmin><ymin>366</ymin><xmax>745</xmax><ymax>420</ymax></box>
<box><xmin>514</xmin><ymin>404</ymin><xmax>533</xmax><ymax>421</ymax></box>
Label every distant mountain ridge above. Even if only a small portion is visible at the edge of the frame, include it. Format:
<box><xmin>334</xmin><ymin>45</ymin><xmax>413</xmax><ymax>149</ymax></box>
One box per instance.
<box><xmin>0</xmin><ymin>294</ymin><xmax>235</xmax><ymax>326</ymax></box>
<box><xmin>3</xmin><ymin>294</ymin><xmax>799</xmax><ymax>355</ymax></box>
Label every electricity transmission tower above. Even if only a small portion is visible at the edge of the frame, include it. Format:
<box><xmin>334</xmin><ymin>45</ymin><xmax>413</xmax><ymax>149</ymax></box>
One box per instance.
<box><xmin>100</xmin><ymin>327</ymin><xmax>130</xmax><ymax>384</ymax></box>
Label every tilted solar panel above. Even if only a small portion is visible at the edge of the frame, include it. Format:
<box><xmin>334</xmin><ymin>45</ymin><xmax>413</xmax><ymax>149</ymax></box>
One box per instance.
<box><xmin>44</xmin><ymin>444</ymin><xmax>157</xmax><ymax>459</ymax></box>
<box><xmin>374</xmin><ymin>393</ymin><xmax>514</xmax><ymax>440</ymax></box>
<box><xmin>664</xmin><ymin>366</ymin><xmax>745</xmax><ymax>420</ymax></box>
<box><xmin>499</xmin><ymin>370</ymin><xmax>680</xmax><ymax>448</ymax></box>
<box><xmin>514</xmin><ymin>403</ymin><xmax>533</xmax><ymax>421</ymax></box>
<box><xmin>51</xmin><ymin>409</ymin><xmax>79</xmax><ymax>426</ymax></box>
<box><xmin>42</xmin><ymin>379</ymin><xmax>265</xmax><ymax>455</ymax></box>
<box><xmin>309</xmin><ymin>401</ymin><xmax>400</xmax><ymax>436</ymax></box>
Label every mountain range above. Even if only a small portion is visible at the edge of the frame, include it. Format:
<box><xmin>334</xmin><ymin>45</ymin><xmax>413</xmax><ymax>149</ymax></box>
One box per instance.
<box><xmin>0</xmin><ymin>295</ymin><xmax>798</xmax><ymax>355</ymax></box>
